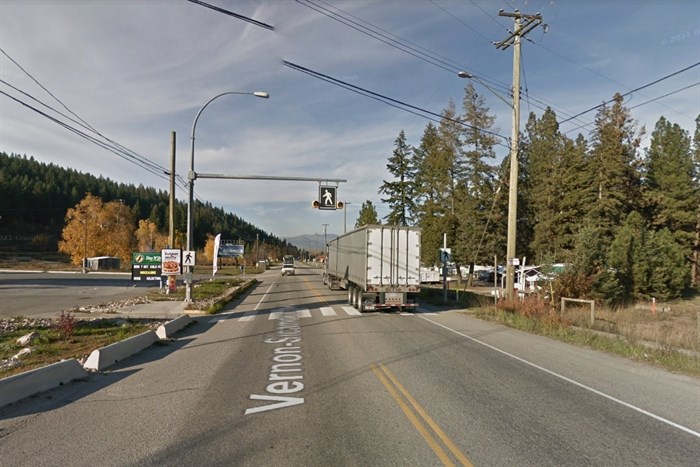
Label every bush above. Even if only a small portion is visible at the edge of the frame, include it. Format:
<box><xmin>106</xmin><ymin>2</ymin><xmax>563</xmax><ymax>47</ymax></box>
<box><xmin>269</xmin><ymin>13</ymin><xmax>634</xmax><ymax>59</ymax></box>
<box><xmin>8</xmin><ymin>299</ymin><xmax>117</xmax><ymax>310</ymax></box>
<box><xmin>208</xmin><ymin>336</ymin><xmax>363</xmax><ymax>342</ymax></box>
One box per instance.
<box><xmin>55</xmin><ymin>310</ymin><xmax>76</xmax><ymax>340</ymax></box>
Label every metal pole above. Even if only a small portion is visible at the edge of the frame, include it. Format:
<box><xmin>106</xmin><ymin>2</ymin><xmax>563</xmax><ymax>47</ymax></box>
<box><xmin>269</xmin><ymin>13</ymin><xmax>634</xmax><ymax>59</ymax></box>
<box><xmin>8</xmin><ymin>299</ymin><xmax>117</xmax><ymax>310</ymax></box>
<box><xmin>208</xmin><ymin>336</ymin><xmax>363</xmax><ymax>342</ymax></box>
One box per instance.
<box><xmin>169</xmin><ymin>131</ymin><xmax>176</xmax><ymax>248</ymax></box>
<box><xmin>185</xmin><ymin>91</ymin><xmax>269</xmax><ymax>302</ymax></box>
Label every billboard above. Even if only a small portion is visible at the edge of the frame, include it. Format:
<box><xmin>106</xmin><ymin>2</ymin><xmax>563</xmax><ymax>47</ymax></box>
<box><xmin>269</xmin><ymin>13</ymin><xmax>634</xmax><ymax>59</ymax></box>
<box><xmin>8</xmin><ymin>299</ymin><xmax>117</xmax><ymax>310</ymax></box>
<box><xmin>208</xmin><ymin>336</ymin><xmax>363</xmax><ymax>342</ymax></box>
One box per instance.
<box><xmin>219</xmin><ymin>243</ymin><xmax>244</xmax><ymax>258</ymax></box>
<box><xmin>131</xmin><ymin>252</ymin><xmax>162</xmax><ymax>281</ymax></box>
<box><xmin>161</xmin><ymin>249</ymin><xmax>182</xmax><ymax>275</ymax></box>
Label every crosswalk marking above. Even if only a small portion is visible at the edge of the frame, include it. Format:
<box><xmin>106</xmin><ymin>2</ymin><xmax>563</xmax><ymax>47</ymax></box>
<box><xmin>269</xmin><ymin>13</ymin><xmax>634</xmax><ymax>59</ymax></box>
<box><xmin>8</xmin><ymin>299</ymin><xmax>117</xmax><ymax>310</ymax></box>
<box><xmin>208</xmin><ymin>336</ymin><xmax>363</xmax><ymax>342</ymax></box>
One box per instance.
<box><xmin>297</xmin><ymin>309</ymin><xmax>312</xmax><ymax>318</ymax></box>
<box><xmin>341</xmin><ymin>306</ymin><xmax>362</xmax><ymax>316</ymax></box>
<box><xmin>269</xmin><ymin>311</ymin><xmax>283</xmax><ymax>320</ymax></box>
<box><xmin>233</xmin><ymin>305</ymin><xmax>443</xmax><ymax>322</ymax></box>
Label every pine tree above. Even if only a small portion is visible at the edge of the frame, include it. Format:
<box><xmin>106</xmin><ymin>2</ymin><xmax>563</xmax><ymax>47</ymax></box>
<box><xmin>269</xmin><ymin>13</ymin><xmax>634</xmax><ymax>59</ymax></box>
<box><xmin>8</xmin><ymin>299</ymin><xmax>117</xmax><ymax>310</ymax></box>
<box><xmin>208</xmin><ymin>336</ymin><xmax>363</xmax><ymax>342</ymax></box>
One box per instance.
<box><xmin>413</xmin><ymin>114</ymin><xmax>454</xmax><ymax>265</ymax></box>
<box><xmin>355</xmin><ymin>200</ymin><xmax>380</xmax><ymax>228</ymax></box>
<box><xmin>454</xmin><ymin>84</ymin><xmax>501</xmax><ymax>266</ymax></box>
<box><xmin>643</xmin><ymin>117</ymin><xmax>696</xmax><ymax>251</ymax></box>
<box><xmin>379</xmin><ymin>130</ymin><xmax>415</xmax><ymax>226</ymax></box>
<box><xmin>522</xmin><ymin>108</ymin><xmax>569</xmax><ymax>262</ymax></box>
<box><xmin>585</xmin><ymin>93</ymin><xmax>644</xmax><ymax>247</ymax></box>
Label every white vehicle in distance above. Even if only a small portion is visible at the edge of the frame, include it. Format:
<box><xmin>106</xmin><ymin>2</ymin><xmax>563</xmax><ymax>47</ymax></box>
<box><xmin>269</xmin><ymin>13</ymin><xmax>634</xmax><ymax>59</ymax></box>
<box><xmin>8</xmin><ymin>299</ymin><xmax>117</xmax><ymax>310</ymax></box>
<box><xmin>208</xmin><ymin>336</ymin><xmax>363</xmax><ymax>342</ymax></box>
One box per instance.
<box><xmin>282</xmin><ymin>255</ymin><xmax>295</xmax><ymax>276</ymax></box>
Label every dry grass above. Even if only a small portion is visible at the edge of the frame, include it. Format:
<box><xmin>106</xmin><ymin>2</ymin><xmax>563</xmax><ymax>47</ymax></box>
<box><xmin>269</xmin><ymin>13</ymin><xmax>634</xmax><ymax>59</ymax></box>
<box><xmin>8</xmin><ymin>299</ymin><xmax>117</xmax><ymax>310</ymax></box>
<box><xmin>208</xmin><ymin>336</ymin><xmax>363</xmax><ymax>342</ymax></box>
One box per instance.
<box><xmin>561</xmin><ymin>297</ymin><xmax>700</xmax><ymax>352</ymax></box>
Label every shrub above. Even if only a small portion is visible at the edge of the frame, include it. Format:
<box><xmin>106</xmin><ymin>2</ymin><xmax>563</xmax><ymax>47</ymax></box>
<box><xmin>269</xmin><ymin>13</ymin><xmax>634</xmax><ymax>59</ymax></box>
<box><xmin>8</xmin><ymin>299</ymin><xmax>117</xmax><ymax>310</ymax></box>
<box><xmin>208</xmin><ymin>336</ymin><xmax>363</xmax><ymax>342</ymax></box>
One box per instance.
<box><xmin>55</xmin><ymin>310</ymin><xmax>76</xmax><ymax>340</ymax></box>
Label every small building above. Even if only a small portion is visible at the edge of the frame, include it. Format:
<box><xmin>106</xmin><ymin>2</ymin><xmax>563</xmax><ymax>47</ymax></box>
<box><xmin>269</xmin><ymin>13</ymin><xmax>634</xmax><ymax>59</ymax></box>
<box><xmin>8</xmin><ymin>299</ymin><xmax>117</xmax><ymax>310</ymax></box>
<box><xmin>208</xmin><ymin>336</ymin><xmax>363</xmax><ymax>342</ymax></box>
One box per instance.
<box><xmin>86</xmin><ymin>256</ymin><xmax>121</xmax><ymax>271</ymax></box>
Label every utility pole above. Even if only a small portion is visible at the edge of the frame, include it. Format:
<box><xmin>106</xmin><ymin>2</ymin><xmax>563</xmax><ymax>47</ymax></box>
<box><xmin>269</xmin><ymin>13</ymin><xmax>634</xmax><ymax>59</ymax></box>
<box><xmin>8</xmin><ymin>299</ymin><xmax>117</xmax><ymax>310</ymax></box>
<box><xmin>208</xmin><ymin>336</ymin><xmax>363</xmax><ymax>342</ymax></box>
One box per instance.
<box><xmin>495</xmin><ymin>9</ymin><xmax>543</xmax><ymax>300</ymax></box>
<box><xmin>343</xmin><ymin>202</ymin><xmax>352</xmax><ymax>233</ymax></box>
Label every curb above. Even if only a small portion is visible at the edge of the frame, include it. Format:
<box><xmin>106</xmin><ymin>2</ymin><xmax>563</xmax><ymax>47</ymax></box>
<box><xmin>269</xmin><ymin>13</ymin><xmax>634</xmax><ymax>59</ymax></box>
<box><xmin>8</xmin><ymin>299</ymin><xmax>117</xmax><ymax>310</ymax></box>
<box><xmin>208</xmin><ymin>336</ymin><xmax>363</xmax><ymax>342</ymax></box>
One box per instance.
<box><xmin>0</xmin><ymin>359</ymin><xmax>87</xmax><ymax>408</ymax></box>
<box><xmin>156</xmin><ymin>314</ymin><xmax>192</xmax><ymax>339</ymax></box>
<box><xmin>83</xmin><ymin>330</ymin><xmax>158</xmax><ymax>371</ymax></box>
<box><xmin>0</xmin><ymin>314</ymin><xmax>193</xmax><ymax>408</ymax></box>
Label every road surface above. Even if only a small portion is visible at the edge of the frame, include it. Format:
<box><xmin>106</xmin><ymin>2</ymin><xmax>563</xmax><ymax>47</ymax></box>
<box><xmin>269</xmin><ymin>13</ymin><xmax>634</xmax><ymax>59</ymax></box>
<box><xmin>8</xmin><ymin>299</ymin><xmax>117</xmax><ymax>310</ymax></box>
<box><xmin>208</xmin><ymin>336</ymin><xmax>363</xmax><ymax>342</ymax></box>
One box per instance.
<box><xmin>0</xmin><ymin>271</ymin><xmax>157</xmax><ymax>319</ymax></box>
<box><xmin>1</xmin><ymin>263</ymin><xmax>698</xmax><ymax>466</ymax></box>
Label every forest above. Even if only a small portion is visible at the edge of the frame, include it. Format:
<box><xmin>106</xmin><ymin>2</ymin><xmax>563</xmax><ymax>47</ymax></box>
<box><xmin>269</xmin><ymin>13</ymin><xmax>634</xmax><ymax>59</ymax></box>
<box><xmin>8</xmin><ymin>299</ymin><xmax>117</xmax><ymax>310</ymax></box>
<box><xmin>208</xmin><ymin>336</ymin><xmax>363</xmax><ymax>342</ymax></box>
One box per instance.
<box><xmin>377</xmin><ymin>85</ymin><xmax>699</xmax><ymax>305</ymax></box>
<box><xmin>0</xmin><ymin>151</ymin><xmax>299</xmax><ymax>261</ymax></box>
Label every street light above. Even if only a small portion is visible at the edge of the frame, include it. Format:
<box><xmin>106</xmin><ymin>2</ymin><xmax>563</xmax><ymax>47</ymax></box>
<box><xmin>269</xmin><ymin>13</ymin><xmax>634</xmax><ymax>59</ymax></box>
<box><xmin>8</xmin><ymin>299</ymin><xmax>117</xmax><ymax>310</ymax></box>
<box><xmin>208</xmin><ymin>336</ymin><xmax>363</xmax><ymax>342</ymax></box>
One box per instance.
<box><xmin>186</xmin><ymin>91</ymin><xmax>269</xmax><ymax>302</ymax></box>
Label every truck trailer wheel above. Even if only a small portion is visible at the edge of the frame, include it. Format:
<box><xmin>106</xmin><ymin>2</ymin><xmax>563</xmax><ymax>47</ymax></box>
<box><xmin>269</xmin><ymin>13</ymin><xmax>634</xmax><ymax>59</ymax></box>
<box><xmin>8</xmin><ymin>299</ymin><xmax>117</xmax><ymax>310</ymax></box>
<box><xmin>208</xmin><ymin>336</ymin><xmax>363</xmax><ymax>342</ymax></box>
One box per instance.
<box><xmin>348</xmin><ymin>285</ymin><xmax>354</xmax><ymax>305</ymax></box>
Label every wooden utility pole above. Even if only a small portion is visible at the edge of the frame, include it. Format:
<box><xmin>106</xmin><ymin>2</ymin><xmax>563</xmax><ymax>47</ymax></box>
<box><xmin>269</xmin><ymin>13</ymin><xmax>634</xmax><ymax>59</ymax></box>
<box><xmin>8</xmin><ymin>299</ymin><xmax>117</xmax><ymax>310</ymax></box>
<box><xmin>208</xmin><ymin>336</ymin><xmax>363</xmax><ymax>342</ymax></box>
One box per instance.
<box><xmin>495</xmin><ymin>9</ymin><xmax>543</xmax><ymax>300</ymax></box>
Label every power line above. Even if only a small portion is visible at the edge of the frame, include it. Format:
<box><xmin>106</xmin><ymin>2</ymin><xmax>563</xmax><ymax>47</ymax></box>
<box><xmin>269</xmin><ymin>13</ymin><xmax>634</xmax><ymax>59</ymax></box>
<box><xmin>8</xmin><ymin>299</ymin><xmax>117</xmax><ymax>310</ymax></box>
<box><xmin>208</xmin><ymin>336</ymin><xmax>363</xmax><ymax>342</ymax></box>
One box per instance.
<box><xmin>282</xmin><ymin>60</ymin><xmax>510</xmax><ymax>146</ymax></box>
<box><xmin>563</xmin><ymin>81</ymin><xmax>700</xmax><ymax>136</ymax></box>
<box><xmin>186</xmin><ymin>0</ymin><xmax>274</xmax><ymax>30</ymax></box>
<box><xmin>0</xmin><ymin>48</ymin><xmax>189</xmax><ymax>191</ymax></box>
<box><xmin>559</xmin><ymin>61</ymin><xmax>700</xmax><ymax>125</ymax></box>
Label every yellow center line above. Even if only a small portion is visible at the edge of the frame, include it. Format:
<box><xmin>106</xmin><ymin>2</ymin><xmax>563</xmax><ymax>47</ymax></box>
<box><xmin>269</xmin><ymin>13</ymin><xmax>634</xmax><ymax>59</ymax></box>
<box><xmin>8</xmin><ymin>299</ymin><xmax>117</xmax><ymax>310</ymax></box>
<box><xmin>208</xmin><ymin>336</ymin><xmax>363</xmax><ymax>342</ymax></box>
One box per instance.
<box><xmin>302</xmin><ymin>276</ymin><xmax>329</xmax><ymax>306</ymax></box>
<box><xmin>370</xmin><ymin>364</ymin><xmax>455</xmax><ymax>467</ymax></box>
<box><xmin>371</xmin><ymin>363</ymin><xmax>474</xmax><ymax>467</ymax></box>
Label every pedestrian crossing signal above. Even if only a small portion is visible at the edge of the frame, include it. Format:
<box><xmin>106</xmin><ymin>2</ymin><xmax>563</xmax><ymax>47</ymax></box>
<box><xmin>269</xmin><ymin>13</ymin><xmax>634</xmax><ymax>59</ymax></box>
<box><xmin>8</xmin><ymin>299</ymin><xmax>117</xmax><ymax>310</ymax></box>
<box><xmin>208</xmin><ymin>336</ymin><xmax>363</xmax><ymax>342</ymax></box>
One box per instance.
<box><xmin>318</xmin><ymin>186</ymin><xmax>337</xmax><ymax>210</ymax></box>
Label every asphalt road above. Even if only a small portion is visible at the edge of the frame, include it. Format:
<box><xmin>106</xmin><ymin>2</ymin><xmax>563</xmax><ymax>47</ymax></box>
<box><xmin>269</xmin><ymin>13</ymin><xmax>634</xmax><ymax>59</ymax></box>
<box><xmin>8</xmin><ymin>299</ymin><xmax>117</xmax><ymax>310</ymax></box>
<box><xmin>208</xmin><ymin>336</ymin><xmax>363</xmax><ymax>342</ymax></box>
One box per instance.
<box><xmin>0</xmin><ymin>271</ymin><xmax>158</xmax><ymax>319</ymax></box>
<box><xmin>1</xmin><ymin>264</ymin><xmax>698</xmax><ymax>466</ymax></box>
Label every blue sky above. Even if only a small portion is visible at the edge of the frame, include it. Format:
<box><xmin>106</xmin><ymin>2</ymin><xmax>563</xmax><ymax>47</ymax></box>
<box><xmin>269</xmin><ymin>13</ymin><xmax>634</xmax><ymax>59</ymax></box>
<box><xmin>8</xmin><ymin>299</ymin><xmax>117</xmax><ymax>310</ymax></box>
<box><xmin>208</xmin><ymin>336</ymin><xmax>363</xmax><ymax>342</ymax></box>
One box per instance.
<box><xmin>1</xmin><ymin>0</ymin><xmax>698</xmax><ymax>242</ymax></box>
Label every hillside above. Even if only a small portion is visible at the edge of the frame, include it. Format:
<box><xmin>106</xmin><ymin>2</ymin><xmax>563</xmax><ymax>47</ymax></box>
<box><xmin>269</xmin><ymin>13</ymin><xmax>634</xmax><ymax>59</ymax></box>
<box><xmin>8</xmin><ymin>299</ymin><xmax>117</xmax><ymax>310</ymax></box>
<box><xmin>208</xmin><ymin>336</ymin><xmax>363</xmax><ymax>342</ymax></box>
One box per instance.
<box><xmin>0</xmin><ymin>152</ymin><xmax>297</xmax><ymax>256</ymax></box>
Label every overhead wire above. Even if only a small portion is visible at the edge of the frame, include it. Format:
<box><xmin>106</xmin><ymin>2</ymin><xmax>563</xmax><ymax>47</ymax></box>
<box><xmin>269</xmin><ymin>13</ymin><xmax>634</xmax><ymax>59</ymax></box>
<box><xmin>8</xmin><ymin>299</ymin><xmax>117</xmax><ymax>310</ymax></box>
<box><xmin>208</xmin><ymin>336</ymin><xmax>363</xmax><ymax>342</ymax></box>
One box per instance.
<box><xmin>0</xmin><ymin>48</ymin><xmax>190</xmax><ymax>192</ymax></box>
<box><xmin>283</xmin><ymin>60</ymin><xmax>511</xmax><ymax>148</ymax></box>
<box><xmin>559</xmin><ymin>61</ymin><xmax>700</xmax><ymax>125</ymax></box>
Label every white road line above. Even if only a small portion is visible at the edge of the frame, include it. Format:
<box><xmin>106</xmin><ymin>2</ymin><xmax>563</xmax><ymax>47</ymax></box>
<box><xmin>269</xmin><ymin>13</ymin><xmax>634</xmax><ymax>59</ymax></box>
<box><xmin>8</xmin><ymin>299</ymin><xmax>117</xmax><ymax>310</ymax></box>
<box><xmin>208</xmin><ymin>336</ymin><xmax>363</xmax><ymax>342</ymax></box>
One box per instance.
<box><xmin>320</xmin><ymin>307</ymin><xmax>336</xmax><ymax>316</ymax></box>
<box><xmin>400</xmin><ymin>312</ymin><xmax>414</xmax><ymax>316</ymax></box>
<box><xmin>297</xmin><ymin>309</ymin><xmax>312</xmax><ymax>318</ymax></box>
<box><xmin>254</xmin><ymin>282</ymin><xmax>277</xmax><ymax>310</ymax></box>
<box><xmin>420</xmin><ymin>316</ymin><xmax>700</xmax><ymax>439</ymax></box>
<box><xmin>269</xmin><ymin>311</ymin><xmax>283</xmax><ymax>320</ymax></box>
<box><xmin>239</xmin><ymin>312</ymin><xmax>257</xmax><ymax>321</ymax></box>
<box><xmin>342</xmin><ymin>306</ymin><xmax>361</xmax><ymax>316</ymax></box>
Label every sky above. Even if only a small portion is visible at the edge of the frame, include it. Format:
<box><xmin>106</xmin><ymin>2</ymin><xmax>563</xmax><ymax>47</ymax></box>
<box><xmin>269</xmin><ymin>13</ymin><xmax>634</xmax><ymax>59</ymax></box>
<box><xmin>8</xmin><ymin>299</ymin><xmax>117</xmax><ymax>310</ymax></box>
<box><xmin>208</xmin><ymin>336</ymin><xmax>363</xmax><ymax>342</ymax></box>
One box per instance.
<box><xmin>1</xmin><ymin>0</ymin><xmax>699</xmax><ymax>243</ymax></box>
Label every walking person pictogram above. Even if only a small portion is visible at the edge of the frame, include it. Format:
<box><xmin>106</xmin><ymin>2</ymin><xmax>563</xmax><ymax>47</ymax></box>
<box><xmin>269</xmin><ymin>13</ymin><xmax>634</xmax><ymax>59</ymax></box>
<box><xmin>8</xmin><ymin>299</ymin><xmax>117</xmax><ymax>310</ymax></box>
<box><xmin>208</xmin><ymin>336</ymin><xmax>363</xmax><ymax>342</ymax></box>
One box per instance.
<box><xmin>323</xmin><ymin>189</ymin><xmax>333</xmax><ymax>205</ymax></box>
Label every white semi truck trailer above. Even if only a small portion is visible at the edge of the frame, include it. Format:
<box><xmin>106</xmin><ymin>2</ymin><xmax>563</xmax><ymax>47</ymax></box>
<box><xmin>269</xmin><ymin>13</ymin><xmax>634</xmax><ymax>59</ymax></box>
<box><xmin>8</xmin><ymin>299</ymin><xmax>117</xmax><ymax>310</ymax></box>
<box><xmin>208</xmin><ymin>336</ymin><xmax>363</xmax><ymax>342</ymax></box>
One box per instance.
<box><xmin>324</xmin><ymin>225</ymin><xmax>421</xmax><ymax>312</ymax></box>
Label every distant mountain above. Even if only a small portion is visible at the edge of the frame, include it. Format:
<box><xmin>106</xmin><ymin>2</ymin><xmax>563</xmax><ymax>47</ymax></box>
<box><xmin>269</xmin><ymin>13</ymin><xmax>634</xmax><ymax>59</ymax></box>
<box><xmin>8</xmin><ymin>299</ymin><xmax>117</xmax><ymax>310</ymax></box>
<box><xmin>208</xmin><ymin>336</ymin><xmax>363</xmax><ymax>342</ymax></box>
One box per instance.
<box><xmin>285</xmin><ymin>233</ymin><xmax>338</xmax><ymax>252</ymax></box>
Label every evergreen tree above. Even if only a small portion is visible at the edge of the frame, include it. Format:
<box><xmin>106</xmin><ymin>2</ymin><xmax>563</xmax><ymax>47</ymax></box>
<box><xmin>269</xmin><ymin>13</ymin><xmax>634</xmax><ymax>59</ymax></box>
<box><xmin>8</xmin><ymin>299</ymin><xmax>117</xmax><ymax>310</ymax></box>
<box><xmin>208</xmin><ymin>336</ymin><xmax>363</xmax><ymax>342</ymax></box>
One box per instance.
<box><xmin>454</xmin><ymin>84</ymin><xmax>501</xmax><ymax>266</ymax></box>
<box><xmin>585</xmin><ymin>93</ymin><xmax>644</xmax><ymax>247</ymax></box>
<box><xmin>355</xmin><ymin>200</ymin><xmax>380</xmax><ymax>228</ymax></box>
<box><xmin>413</xmin><ymin>118</ymin><xmax>452</xmax><ymax>266</ymax></box>
<box><xmin>379</xmin><ymin>130</ymin><xmax>415</xmax><ymax>226</ymax></box>
<box><xmin>522</xmin><ymin>108</ymin><xmax>569</xmax><ymax>262</ymax></box>
<box><xmin>643</xmin><ymin>117</ymin><xmax>696</xmax><ymax>251</ymax></box>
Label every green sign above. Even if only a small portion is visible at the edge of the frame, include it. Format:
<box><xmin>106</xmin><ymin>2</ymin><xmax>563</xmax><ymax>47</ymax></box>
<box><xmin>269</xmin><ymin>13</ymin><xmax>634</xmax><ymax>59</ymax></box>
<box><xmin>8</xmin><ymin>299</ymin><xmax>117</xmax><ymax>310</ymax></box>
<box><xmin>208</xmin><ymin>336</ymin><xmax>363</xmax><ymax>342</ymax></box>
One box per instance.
<box><xmin>132</xmin><ymin>252</ymin><xmax>162</xmax><ymax>265</ymax></box>
<box><xmin>132</xmin><ymin>252</ymin><xmax>163</xmax><ymax>281</ymax></box>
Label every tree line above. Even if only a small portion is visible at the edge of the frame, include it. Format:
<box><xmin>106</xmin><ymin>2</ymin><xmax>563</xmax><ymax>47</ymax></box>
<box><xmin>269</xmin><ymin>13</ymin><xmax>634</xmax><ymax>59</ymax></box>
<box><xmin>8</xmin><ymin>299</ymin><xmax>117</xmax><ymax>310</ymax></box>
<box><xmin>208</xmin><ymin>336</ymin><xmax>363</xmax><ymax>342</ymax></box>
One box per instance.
<box><xmin>0</xmin><ymin>152</ymin><xmax>298</xmax><ymax>261</ymax></box>
<box><xmin>374</xmin><ymin>85</ymin><xmax>699</xmax><ymax>304</ymax></box>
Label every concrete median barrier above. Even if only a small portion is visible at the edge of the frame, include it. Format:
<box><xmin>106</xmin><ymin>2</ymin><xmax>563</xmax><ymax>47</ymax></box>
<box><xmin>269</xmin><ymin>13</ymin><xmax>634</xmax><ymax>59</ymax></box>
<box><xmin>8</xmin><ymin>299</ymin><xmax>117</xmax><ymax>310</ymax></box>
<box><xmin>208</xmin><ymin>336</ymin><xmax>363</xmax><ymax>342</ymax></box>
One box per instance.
<box><xmin>156</xmin><ymin>314</ymin><xmax>192</xmax><ymax>339</ymax></box>
<box><xmin>84</xmin><ymin>330</ymin><xmax>158</xmax><ymax>371</ymax></box>
<box><xmin>0</xmin><ymin>359</ymin><xmax>87</xmax><ymax>408</ymax></box>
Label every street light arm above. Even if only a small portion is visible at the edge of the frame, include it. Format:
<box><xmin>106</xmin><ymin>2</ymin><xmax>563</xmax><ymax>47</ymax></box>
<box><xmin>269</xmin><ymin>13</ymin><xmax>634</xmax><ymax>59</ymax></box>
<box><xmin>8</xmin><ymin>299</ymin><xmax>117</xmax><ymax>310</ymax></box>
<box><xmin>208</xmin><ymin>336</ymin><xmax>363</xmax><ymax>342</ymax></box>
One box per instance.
<box><xmin>185</xmin><ymin>90</ymin><xmax>269</xmax><ymax>302</ymax></box>
<box><xmin>458</xmin><ymin>71</ymin><xmax>513</xmax><ymax>109</ymax></box>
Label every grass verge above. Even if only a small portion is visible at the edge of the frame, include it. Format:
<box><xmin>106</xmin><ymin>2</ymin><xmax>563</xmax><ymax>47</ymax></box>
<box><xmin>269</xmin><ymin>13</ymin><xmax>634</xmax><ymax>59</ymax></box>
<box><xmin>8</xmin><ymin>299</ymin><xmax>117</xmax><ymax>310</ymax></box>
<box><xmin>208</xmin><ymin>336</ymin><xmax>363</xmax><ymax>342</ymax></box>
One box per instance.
<box><xmin>419</xmin><ymin>287</ymin><xmax>700</xmax><ymax>377</ymax></box>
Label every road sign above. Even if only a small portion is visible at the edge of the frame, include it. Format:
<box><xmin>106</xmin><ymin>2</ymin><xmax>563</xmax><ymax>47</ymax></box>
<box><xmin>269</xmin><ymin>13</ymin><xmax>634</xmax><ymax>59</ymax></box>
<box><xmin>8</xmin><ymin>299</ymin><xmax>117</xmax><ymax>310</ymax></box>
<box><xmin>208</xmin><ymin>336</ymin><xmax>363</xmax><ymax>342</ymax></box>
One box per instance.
<box><xmin>319</xmin><ymin>186</ymin><xmax>337</xmax><ymax>210</ymax></box>
<box><xmin>131</xmin><ymin>252</ymin><xmax>162</xmax><ymax>281</ymax></box>
<box><xmin>161</xmin><ymin>248</ymin><xmax>182</xmax><ymax>275</ymax></box>
<box><xmin>439</xmin><ymin>248</ymin><xmax>451</xmax><ymax>263</ymax></box>
<box><xmin>182</xmin><ymin>250</ymin><xmax>196</xmax><ymax>267</ymax></box>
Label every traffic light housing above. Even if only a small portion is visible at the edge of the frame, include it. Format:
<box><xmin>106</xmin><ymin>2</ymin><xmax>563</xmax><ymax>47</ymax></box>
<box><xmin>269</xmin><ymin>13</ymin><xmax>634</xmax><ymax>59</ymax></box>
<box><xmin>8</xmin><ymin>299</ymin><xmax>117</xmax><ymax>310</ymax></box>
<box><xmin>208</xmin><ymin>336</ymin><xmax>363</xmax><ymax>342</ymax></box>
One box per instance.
<box><xmin>312</xmin><ymin>200</ymin><xmax>320</xmax><ymax>208</ymax></box>
<box><xmin>336</xmin><ymin>201</ymin><xmax>344</xmax><ymax>209</ymax></box>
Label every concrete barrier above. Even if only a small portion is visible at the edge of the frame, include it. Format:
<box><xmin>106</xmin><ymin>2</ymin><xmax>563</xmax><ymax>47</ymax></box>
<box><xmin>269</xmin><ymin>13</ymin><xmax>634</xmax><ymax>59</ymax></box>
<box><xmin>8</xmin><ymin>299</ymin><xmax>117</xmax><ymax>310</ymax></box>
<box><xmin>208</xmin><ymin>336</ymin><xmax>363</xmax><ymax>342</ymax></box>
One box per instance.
<box><xmin>83</xmin><ymin>330</ymin><xmax>158</xmax><ymax>371</ymax></box>
<box><xmin>156</xmin><ymin>314</ymin><xmax>192</xmax><ymax>339</ymax></box>
<box><xmin>0</xmin><ymin>359</ymin><xmax>87</xmax><ymax>408</ymax></box>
